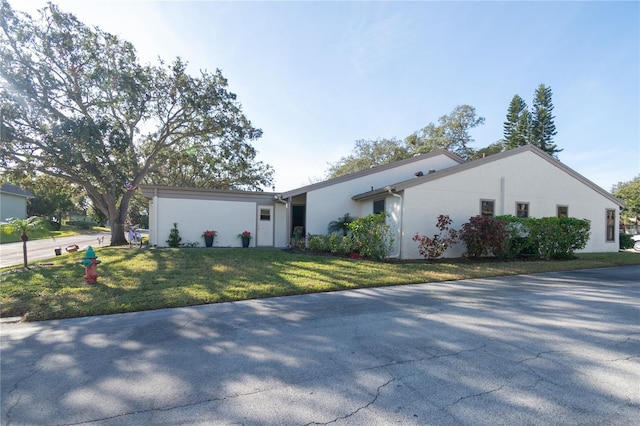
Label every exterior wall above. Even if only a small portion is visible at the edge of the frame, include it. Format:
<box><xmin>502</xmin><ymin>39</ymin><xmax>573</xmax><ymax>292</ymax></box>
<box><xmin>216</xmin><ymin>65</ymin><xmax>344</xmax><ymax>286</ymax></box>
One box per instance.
<box><xmin>274</xmin><ymin>203</ymin><xmax>288</xmax><ymax>247</ymax></box>
<box><xmin>305</xmin><ymin>154</ymin><xmax>460</xmax><ymax>236</ymax></box>
<box><xmin>0</xmin><ymin>193</ymin><xmax>27</xmax><ymax>221</ymax></box>
<box><xmin>401</xmin><ymin>150</ymin><xmax>620</xmax><ymax>259</ymax></box>
<box><xmin>154</xmin><ymin>198</ymin><xmax>258</xmax><ymax>247</ymax></box>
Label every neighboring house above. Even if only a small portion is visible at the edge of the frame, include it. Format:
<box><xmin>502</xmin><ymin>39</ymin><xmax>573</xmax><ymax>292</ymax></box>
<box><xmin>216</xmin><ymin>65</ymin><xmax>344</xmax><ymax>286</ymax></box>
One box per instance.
<box><xmin>140</xmin><ymin>145</ymin><xmax>624</xmax><ymax>258</ymax></box>
<box><xmin>0</xmin><ymin>183</ymin><xmax>35</xmax><ymax>221</ymax></box>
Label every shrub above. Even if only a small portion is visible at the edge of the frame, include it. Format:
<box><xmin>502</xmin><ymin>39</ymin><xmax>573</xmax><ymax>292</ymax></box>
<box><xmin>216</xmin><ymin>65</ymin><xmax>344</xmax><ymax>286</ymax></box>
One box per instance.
<box><xmin>74</xmin><ymin>221</ymin><xmax>93</xmax><ymax>230</ymax></box>
<box><xmin>459</xmin><ymin>215</ymin><xmax>509</xmax><ymax>258</ymax></box>
<box><xmin>348</xmin><ymin>213</ymin><xmax>394</xmax><ymax>260</ymax></box>
<box><xmin>307</xmin><ymin>235</ymin><xmax>328</xmax><ymax>251</ymax></box>
<box><xmin>412</xmin><ymin>215</ymin><xmax>458</xmax><ymax>259</ymax></box>
<box><xmin>494</xmin><ymin>215</ymin><xmax>536</xmax><ymax>259</ymax></box>
<box><xmin>327</xmin><ymin>213</ymin><xmax>355</xmax><ymax>236</ymax></box>
<box><xmin>527</xmin><ymin>217</ymin><xmax>590</xmax><ymax>259</ymax></box>
<box><xmin>620</xmin><ymin>233</ymin><xmax>634</xmax><ymax>249</ymax></box>
<box><xmin>166</xmin><ymin>223</ymin><xmax>182</xmax><ymax>248</ymax></box>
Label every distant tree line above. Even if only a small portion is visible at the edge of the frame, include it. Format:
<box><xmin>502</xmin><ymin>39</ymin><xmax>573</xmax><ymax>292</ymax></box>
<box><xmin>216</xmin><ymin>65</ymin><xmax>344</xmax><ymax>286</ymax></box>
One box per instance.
<box><xmin>327</xmin><ymin>84</ymin><xmax>559</xmax><ymax>179</ymax></box>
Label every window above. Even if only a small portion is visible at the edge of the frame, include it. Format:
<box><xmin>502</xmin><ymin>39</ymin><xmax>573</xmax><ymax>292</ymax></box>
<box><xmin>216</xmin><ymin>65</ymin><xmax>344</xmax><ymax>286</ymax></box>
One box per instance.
<box><xmin>373</xmin><ymin>199</ymin><xmax>385</xmax><ymax>214</ymax></box>
<box><xmin>557</xmin><ymin>205</ymin><xmax>568</xmax><ymax>218</ymax></box>
<box><xmin>481</xmin><ymin>200</ymin><xmax>494</xmax><ymax>217</ymax></box>
<box><xmin>606</xmin><ymin>209</ymin><xmax>615</xmax><ymax>242</ymax></box>
<box><xmin>260</xmin><ymin>208</ymin><xmax>271</xmax><ymax>221</ymax></box>
<box><xmin>516</xmin><ymin>202</ymin><xmax>529</xmax><ymax>218</ymax></box>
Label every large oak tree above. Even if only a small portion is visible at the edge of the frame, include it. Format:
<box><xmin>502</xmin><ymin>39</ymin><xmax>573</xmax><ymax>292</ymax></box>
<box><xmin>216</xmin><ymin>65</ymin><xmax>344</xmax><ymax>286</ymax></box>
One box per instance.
<box><xmin>0</xmin><ymin>1</ymin><xmax>271</xmax><ymax>245</ymax></box>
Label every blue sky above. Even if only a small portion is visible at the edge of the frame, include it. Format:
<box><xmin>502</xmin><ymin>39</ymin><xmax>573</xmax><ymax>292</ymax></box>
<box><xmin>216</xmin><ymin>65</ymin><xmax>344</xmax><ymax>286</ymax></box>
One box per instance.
<box><xmin>15</xmin><ymin>1</ymin><xmax>640</xmax><ymax>192</ymax></box>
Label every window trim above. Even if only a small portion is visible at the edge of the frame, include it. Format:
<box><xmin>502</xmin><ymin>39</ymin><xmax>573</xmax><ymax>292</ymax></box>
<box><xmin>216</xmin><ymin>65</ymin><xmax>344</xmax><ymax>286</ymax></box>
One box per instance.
<box><xmin>516</xmin><ymin>202</ymin><xmax>529</xmax><ymax>218</ymax></box>
<box><xmin>373</xmin><ymin>199</ymin><xmax>385</xmax><ymax>215</ymax></box>
<box><xmin>480</xmin><ymin>199</ymin><xmax>495</xmax><ymax>218</ymax></box>
<box><xmin>605</xmin><ymin>209</ymin><xmax>616</xmax><ymax>242</ymax></box>
<box><xmin>557</xmin><ymin>205</ymin><xmax>569</xmax><ymax>218</ymax></box>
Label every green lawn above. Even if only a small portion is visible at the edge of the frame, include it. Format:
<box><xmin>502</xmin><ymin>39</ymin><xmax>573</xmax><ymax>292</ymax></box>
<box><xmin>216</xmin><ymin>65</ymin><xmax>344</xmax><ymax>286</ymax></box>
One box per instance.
<box><xmin>0</xmin><ymin>225</ymin><xmax>108</xmax><ymax>243</ymax></box>
<box><xmin>1</xmin><ymin>247</ymin><xmax>638</xmax><ymax>321</ymax></box>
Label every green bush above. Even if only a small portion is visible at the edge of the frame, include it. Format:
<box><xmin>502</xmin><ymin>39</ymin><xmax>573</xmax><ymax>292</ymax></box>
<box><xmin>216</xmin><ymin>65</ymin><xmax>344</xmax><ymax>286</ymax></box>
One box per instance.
<box><xmin>166</xmin><ymin>223</ymin><xmax>182</xmax><ymax>248</ymax></box>
<box><xmin>494</xmin><ymin>215</ymin><xmax>535</xmax><ymax>259</ymax></box>
<box><xmin>526</xmin><ymin>217</ymin><xmax>590</xmax><ymax>259</ymax></box>
<box><xmin>620</xmin><ymin>233</ymin><xmax>634</xmax><ymax>249</ymax></box>
<box><xmin>307</xmin><ymin>235</ymin><xmax>328</xmax><ymax>251</ymax></box>
<box><xmin>73</xmin><ymin>221</ymin><xmax>93</xmax><ymax>230</ymax></box>
<box><xmin>348</xmin><ymin>213</ymin><xmax>394</xmax><ymax>260</ymax></box>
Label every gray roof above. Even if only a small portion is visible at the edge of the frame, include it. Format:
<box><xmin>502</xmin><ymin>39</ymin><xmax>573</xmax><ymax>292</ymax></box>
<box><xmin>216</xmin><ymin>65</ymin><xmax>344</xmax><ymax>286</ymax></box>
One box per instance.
<box><xmin>280</xmin><ymin>149</ymin><xmax>465</xmax><ymax>198</ymax></box>
<box><xmin>0</xmin><ymin>183</ymin><xmax>35</xmax><ymax>199</ymax></box>
<box><xmin>352</xmin><ymin>145</ymin><xmax>625</xmax><ymax>208</ymax></box>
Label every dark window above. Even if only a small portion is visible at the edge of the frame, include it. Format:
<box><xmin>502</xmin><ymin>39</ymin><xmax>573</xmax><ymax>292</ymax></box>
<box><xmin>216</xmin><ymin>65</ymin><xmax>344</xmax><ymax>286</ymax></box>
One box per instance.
<box><xmin>516</xmin><ymin>202</ymin><xmax>529</xmax><ymax>218</ymax></box>
<box><xmin>481</xmin><ymin>200</ymin><xmax>494</xmax><ymax>217</ymax></box>
<box><xmin>373</xmin><ymin>199</ymin><xmax>385</xmax><ymax>214</ymax></box>
<box><xmin>260</xmin><ymin>208</ymin><xmax>271</xmax><ymax>221</ymax></box>
<box><xmin>606</xmin><ymin>209</ymin><xmax>615</xmax><ymax>242</ymax></box>
<box><xmin>557</xmin><ymin>205</ymin><xmax>568</xmax><ymax>218</ymax></box>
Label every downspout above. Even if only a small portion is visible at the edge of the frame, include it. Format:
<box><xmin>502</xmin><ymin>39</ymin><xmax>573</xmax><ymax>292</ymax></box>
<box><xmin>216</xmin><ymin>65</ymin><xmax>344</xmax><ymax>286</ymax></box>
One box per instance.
<box><xmin>387</xmin><ymin>188</ymin><xmax>403</xmax><ymax>259</ymax></box>
<box><xmin>500</xmin><ymin>177</ymin><xmax>505</xmax><ymax>215</ymax></box>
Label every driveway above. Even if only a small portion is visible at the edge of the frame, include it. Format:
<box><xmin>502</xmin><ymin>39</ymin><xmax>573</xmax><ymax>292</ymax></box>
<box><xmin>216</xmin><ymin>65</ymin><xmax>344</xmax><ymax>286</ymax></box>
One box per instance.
<box><xmin>1</xmin><ymin>266</ymin><xmax>638</xmax><ymax>425</ymax></box>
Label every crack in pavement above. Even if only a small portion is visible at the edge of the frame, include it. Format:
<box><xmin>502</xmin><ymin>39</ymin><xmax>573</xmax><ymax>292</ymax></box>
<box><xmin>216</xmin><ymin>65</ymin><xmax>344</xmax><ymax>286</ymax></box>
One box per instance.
<box><xmin>54</xmin><ymin>388</ymin><xmax>267</xmax><ymax>426</ymax></box>
<box><xmin>451</xmin><ymin>384</ymin><xmax>505</xmax><ymax>405</ymax></box>
<box><xmin>3</xmin><ymin>365</ymin><xmax>44</xmax><ymax>426</ymax></box>
<box><xmin>303</xmin><ymin>377</ymin><xmax>397</xmax><ymax>426</ymax></box>
<box><xmin>361</xmin><ymin>343</ymin><xmax>488</xmax><ymax>372</ymax></box>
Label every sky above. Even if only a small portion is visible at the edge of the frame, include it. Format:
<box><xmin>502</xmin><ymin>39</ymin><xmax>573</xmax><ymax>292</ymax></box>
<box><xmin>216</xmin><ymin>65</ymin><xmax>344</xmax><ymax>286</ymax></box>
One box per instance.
<box><xmin>11</xmin><ymin>0</ymin><xmax>640</xmax><ymax>193</ymax></box>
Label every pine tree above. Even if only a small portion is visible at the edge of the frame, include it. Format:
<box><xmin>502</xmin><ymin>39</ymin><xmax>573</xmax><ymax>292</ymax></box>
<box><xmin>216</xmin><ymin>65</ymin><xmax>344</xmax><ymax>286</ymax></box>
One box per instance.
<box><xmin>531</xmin><ymin>84</ymin><xmax>561</xmax><ymax>157</ymax></box>
<box><xmin>166</xmin><ymin>223</ymin><xmax>182</xmax><ymax>247</ymax></box>
<box><xmin>503</xmin><ymin>95</ymin><xmax>531</xmax><ymax>149</ymax></box>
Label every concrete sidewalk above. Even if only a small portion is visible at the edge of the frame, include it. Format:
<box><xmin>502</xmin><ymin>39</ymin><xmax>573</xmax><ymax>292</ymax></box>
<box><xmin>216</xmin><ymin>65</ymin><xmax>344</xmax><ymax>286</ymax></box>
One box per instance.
<box><xmin>1</xmin><ymin>266</ymin><xmax>639</xmax><ymax>425</ymax></box>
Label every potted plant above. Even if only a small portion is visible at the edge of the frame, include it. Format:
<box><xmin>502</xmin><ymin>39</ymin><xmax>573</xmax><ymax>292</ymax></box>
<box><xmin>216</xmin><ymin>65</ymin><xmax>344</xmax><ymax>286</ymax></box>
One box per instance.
<box><xmin>202</xmin><ymin>230</ymin><xmax>217</xmax><ymax>248</ymax></box>
<box><xmin>238</xmin><ymin>231</ymin><xmax>252</xmax><ymax>248</ymax></box>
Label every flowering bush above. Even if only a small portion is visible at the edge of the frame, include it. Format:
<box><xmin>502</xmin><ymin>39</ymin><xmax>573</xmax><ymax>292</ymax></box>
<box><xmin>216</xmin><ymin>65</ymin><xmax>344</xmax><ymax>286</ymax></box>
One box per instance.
<box><xmin>459</xmin><ymin>215</ymin><xmax>509</xmax><ymax>258</ymax></box>
<box><xmin>202</xmin><ymin>230</ymin><xmax>216</xmax><ymax>238</ymax></box>
<box><xmin>238</xmin><ymin>231</ymin><xmax>252</xmax><ymax>240</ymax></box>
<box><xmin>413</xmin><ymin>215</ymin><xmax>458</xmax><ymax>259</ymax></box>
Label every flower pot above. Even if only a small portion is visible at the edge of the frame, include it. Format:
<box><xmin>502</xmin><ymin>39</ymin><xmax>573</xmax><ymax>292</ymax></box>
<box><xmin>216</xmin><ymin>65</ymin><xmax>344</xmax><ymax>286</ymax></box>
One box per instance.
<box><xmin>241</xmin><ymin>236</ymin><xmax>250</xmax><ymax>248</ymax></box>
<box><xmin>204</xmin><ymin>235</ymin><xmax>214</xmax><ymax>248</ymax></box>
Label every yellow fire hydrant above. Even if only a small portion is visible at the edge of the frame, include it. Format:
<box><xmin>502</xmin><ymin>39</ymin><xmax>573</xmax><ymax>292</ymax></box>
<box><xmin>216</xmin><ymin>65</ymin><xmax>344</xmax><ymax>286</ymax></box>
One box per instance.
<box><xmin>80</xmin><ymin>246</ymin><xmax>101</xmax><ymax>284</ymax></box>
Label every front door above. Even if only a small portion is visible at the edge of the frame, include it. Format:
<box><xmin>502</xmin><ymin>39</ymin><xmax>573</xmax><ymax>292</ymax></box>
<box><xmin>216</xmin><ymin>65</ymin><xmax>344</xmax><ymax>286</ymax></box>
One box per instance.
<box><xmin>257</xmin><ymin>205</ymin><xmax>274</xmax><ymax>246</ymax></box>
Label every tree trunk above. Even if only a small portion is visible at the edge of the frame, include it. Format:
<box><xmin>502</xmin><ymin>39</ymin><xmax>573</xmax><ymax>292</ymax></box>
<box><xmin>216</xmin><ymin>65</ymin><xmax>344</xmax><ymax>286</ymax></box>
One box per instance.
<box><xmin>110</xmin><ymin>219</ymin><xmax>128</xmax><ymax>246</ymax></box>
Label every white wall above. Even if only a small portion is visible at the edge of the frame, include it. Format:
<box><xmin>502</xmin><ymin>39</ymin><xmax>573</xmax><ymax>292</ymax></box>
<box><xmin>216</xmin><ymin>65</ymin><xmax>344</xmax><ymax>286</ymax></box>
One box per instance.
<box><xmin>306</xmin><ymin>153</ymin><xmax>459</xmax><ymax>235</ymax></box>
<box><xmin>0</xmin><ymin>194</ymin><xmax>27</xmax><ymax>221</ymax></box>
<box><xmin>155</xmin><ymin>198</ymin><xmax>257</xmax><ymax>247</ymax></box>
<box><xmin>401</xmin><ymin>150</ymin><xmax>620</xmax><ymax>259</ymax></box>
<box><xmin>274</xmin><ymin>202</ymin><xmax>288</xmax><ymax>247</ymax></box>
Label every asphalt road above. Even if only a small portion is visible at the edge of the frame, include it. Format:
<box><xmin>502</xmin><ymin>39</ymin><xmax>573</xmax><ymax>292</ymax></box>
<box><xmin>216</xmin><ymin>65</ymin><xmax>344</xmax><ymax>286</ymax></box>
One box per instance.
<box><xmin>1</xmin><ymin>266</ymin><xmax>638</xmax><ymax>425</ymax></box>
<box><xmin>0</xmin><ymin>233</ymin><xmax>111</xmax><ymax>268</ymax></box>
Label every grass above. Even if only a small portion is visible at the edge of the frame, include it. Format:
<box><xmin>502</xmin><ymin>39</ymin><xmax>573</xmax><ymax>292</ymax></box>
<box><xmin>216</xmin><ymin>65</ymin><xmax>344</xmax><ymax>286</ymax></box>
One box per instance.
<box><xmin>0</xmin><ymin>225</ymin><xmax>108</xmax><ymax>243</ymax></box>
<box><xmin>1</xmin><ymin>247</ymin><xmax>639</xmax><ymax>322</ymax></box>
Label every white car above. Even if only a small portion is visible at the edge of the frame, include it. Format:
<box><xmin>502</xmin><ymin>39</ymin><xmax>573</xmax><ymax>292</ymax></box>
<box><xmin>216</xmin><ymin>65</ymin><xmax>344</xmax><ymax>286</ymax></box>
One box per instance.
<box><xmin>632</xmin><ymin>235</ymin><xmax>640</xmax><ymax>251</ymax></box>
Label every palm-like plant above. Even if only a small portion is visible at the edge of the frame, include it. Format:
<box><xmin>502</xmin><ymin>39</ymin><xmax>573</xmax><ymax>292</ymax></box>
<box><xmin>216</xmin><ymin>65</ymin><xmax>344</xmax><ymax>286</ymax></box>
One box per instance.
<box><xmin>327</xmin><ymin>213</ymin><xmax>355</xmax><ymax>236</ymax></box>
<box><xmin>0</xmin><ymin>217</ymin><xmax>51</xmax><ymax>268</ymax></box>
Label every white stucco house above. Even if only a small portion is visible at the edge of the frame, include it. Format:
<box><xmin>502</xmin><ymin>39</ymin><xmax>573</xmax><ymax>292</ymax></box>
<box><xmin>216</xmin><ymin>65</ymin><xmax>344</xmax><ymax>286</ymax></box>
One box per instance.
<box><xmin>0</xmin><ymin>183</ymin><xmax>35</xmax><ymax>221</ymax></box>
<box><xmin>140</xmin><ymin>145</ymin><xmax>624</xmax><ymax>258</ymax></box>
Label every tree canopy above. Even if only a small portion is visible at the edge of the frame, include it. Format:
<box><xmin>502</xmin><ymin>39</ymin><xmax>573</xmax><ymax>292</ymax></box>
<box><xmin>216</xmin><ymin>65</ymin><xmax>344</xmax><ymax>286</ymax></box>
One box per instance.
<box><xmin>0</xmin><ymin>1</ymin><xmax>272</xmax><ymax>245</ymax></box>
<box><xmin>503</xmin><ymin>94</ymin><xmax>531</xmax><ymax>150</ymax></box>
<box><xmin>613</xmin><ymin>175</ymin><xmax>640</xmax><ymax>223</ymax></box>
<box><xmin>405</xmin><ymin>105</ymin><xmax>485</xmax><ymax>160</ymax></box>
<box><xmin>531</xmin><ymin>84</ymin><xmax>561</xmax><ymax>157</ymax></box>
<box><xmin>326</xmin><ymin>138</ymin><xmax>409</xmax><ymax>179</ymax></box>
